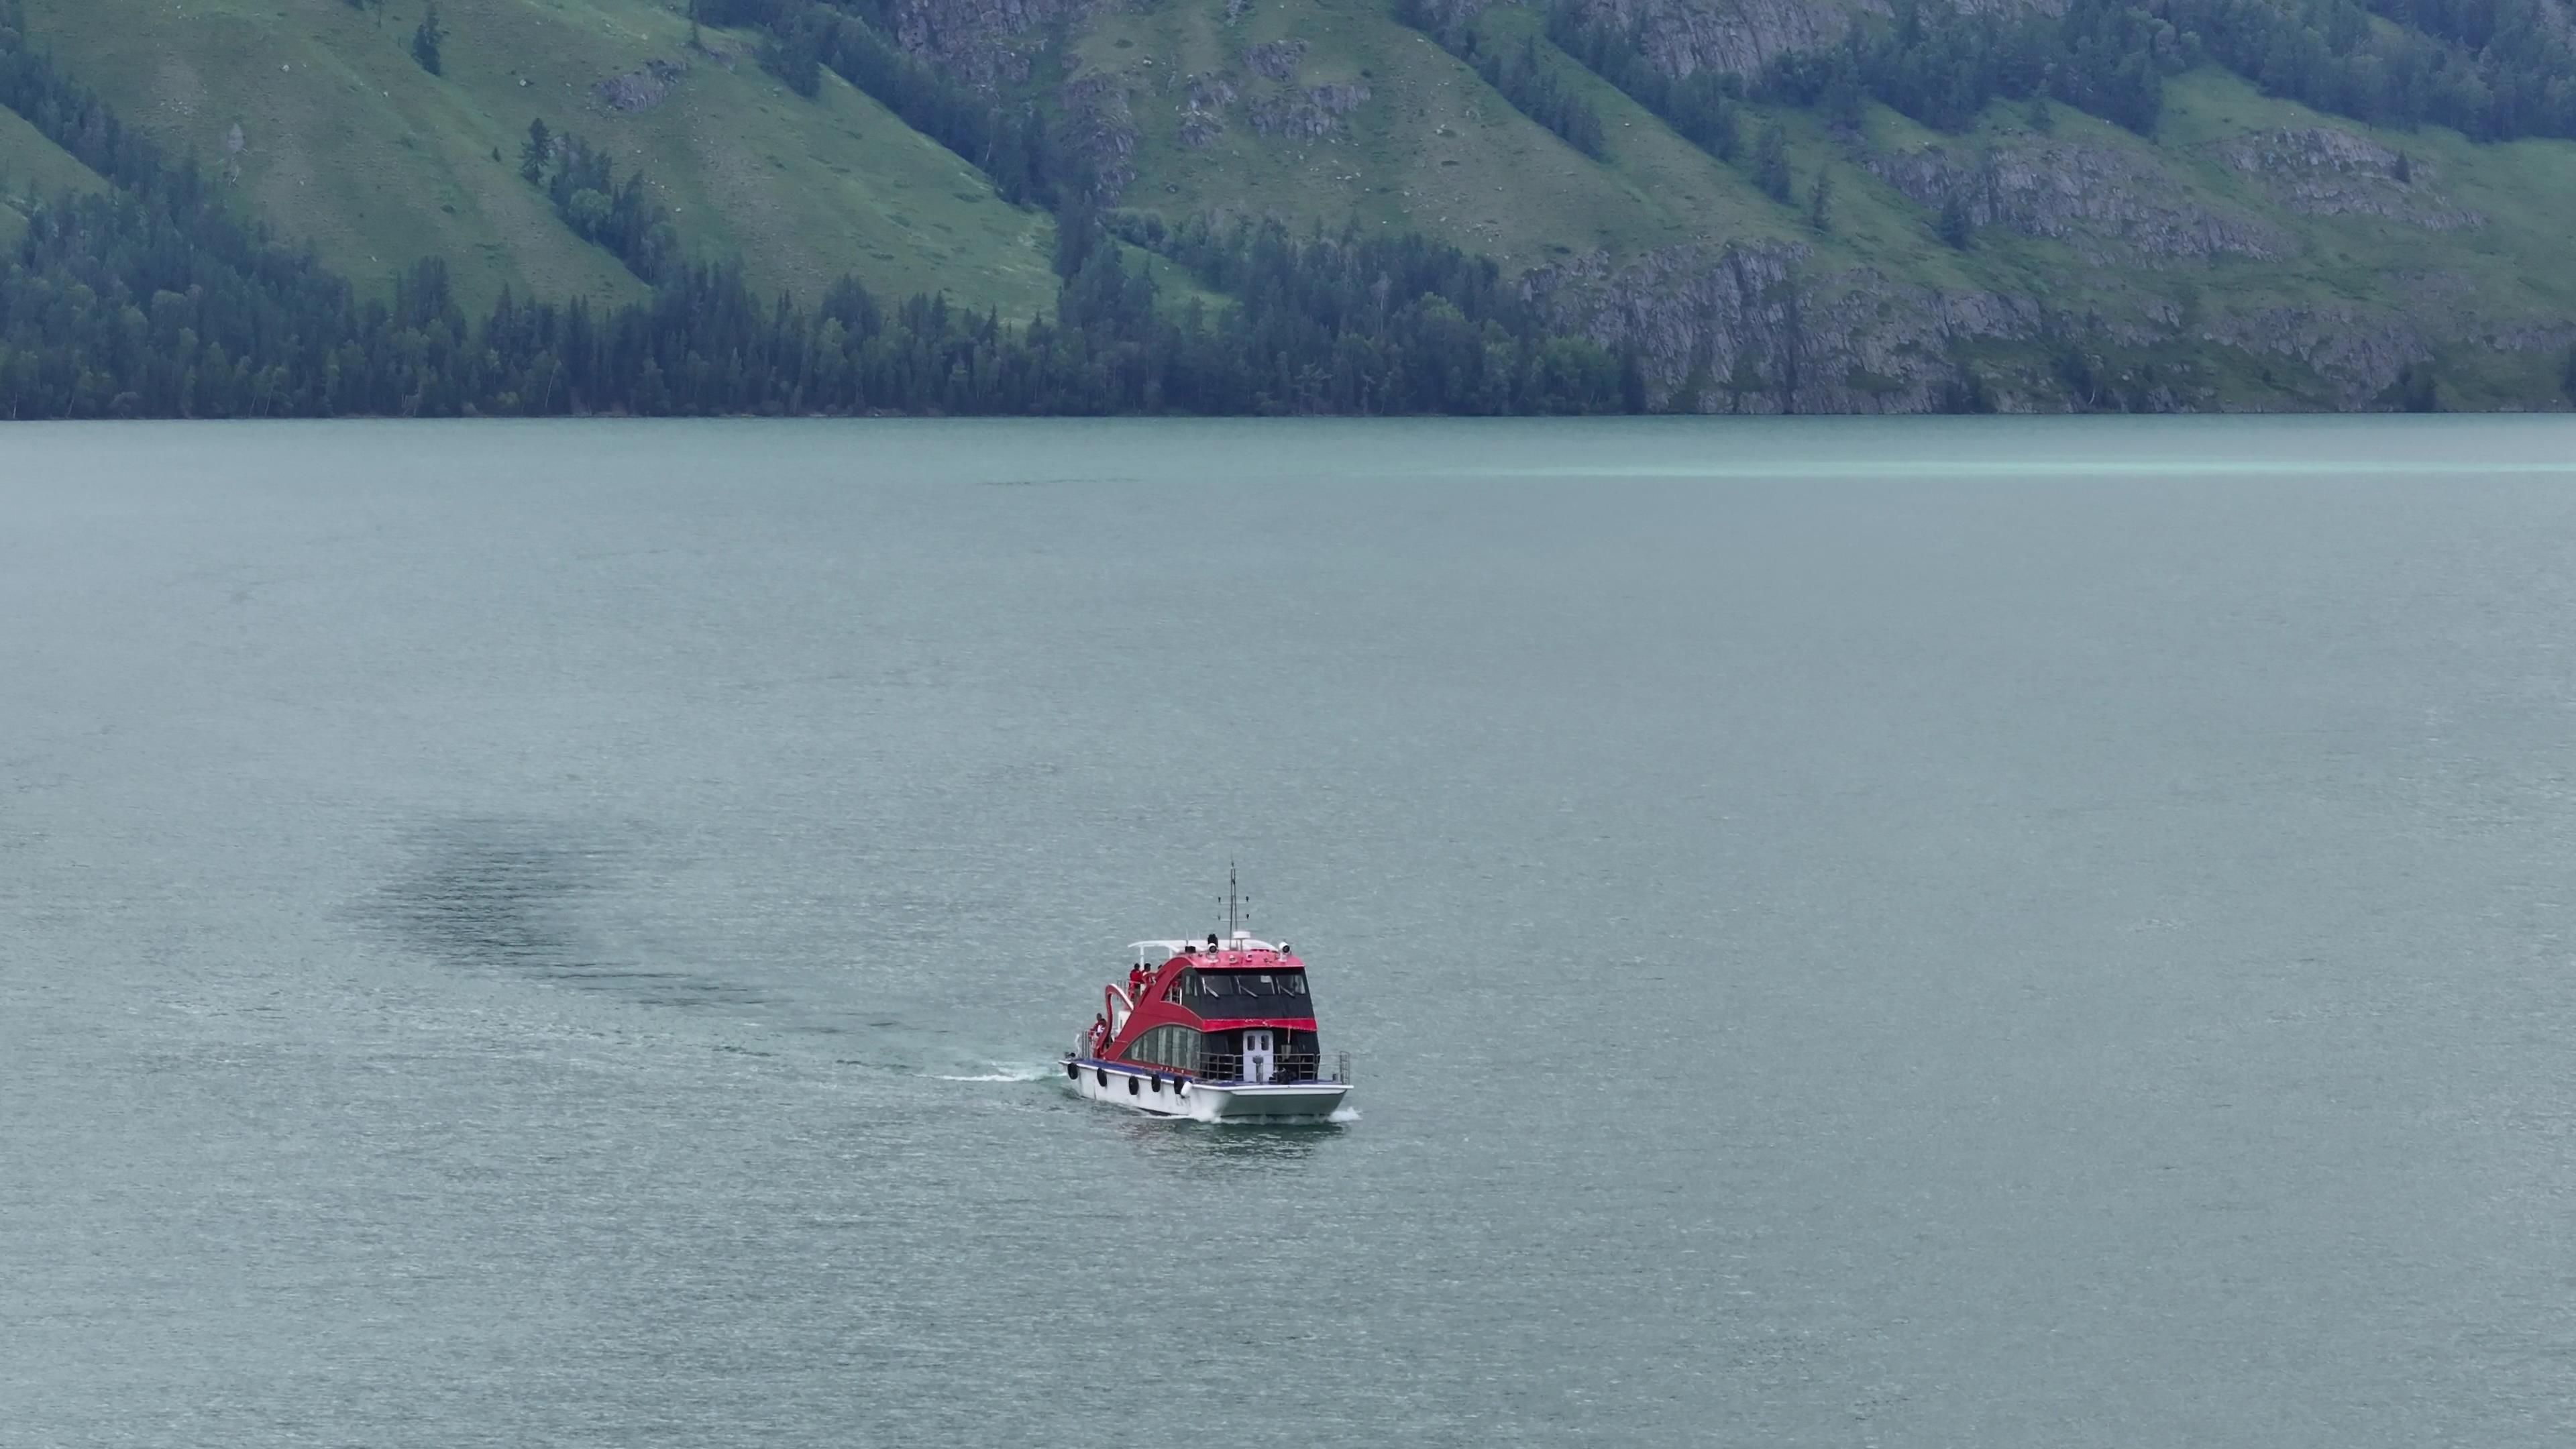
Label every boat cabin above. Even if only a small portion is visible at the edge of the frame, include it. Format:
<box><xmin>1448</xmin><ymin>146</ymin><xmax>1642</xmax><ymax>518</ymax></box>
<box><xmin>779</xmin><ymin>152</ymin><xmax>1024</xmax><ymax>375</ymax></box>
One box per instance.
<box><xmin>1090</xmin><ymin>933</ymin><xmax>1328</xmax><ymax>1085</ymax></box>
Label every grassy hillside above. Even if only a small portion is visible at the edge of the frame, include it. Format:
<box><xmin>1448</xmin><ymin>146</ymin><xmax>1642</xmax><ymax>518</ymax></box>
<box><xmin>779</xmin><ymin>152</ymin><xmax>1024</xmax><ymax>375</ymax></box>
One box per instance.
<box><xmin>0</xmin><ymin>98</ymin><xmax>104</xmax><ymax>248</ymax></box>
<box><xmin>18</xmin><ymin>0</ymin><xmax>1060</xmax><ymax>317</ymax></box>
<box><xmin>1077</xmin><ymin>0</ymin><xmax>1803</xmax><ymax>267</ymax></box>
<box><xmin>5</xmin><ymin>0</ymin><xmax>2573</xmax><ymax>409</ymax></box>
<box><xmin>1065</xmin><ymin>0</ymin><xmax>2576</xmax><ymax>407</ymax></box>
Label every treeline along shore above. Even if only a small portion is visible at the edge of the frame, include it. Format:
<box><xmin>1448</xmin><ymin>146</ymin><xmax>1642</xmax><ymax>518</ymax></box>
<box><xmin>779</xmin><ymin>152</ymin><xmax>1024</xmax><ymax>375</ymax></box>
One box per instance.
<box><xmin>0</xmin><ymin>3</ymin><xmax>1644</xmax><ymax>419</ymax></box>
<box><xmin>9</xmin><ymin>0</ymin><xmax>2576</xmax><ymax>417</ymax></box>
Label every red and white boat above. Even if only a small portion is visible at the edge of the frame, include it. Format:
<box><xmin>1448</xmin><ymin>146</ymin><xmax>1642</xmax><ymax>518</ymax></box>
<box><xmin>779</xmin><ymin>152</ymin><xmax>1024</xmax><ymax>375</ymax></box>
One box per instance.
<box><xmin>1064</xmin><ymin>895</ymin><xmax>1352</xmax><ymax>1120</ymax></box>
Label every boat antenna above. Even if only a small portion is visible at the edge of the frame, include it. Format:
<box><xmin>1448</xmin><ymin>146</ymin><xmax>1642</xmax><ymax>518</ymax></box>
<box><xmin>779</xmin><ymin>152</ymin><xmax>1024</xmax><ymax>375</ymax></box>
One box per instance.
<box><xmin>1227</xmin><ymin>859</ymin><xmax>1239</xmax><ymax>939</ymax></box>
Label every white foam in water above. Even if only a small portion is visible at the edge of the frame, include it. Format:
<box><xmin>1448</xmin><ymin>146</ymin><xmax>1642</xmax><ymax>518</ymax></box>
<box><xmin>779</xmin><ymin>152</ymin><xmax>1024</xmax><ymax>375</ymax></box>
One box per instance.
<box><xmin>1181</xmin><ymin>1099</ymin><xmax>1360</xmax><ymax>1126</ymax></box>
<box><xmin>934</xmin><ymin>1064</ymin><xmax>1053</xmax><ymax>1083</ymax></box>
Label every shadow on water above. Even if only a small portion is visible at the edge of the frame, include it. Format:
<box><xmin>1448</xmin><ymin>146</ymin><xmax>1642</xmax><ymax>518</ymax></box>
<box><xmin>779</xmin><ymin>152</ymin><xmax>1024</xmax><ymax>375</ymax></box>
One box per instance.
<box><xmin>372</xmin><ymin>818</ymin><xmax>769</xmax><ymax>1011</ymax></box>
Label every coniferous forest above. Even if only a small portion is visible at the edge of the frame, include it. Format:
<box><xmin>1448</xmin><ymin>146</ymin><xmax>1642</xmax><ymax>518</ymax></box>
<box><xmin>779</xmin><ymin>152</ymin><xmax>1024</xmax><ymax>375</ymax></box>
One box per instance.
<box><xmin>0</xmin><ymin>3</ymin><xmax>1638</xmax><ymax>417</ymax></box>
<box><xmin>3</xmin><ymin>0</ymin><xmax>2576</xmax><ymax>415</ymax></box>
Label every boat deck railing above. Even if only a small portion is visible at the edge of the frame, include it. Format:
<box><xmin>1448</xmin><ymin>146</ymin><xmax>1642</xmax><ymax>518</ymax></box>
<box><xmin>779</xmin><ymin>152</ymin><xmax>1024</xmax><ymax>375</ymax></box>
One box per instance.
<box><xmin>1077</xmin><ymin>1044</ymin><xmax>1352</xmax><ymax>1088</ymax></box>
<box><xmin>1189</xmin><ymin>1050</ymin><xmax>1352</xmax><ymax>1087</ymax></box>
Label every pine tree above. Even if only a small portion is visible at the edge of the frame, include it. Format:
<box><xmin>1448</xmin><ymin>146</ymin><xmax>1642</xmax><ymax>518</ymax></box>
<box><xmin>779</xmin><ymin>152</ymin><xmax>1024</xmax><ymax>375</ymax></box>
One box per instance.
<box><xmin>1054</xmin><ymin>188</ymin><xmax>1099</xmax><ymax>280</ymax></box>
<box><xmin>1937</xmin><ymin>193</ymin><xmax>1973</xmax><ymax>249</ymax></box>
<box><xmin>1807</xmin><ymin>166</ymin><xmax>1833</xmax><ymax>233</ymax></box>
<box><xmin>520</xmin><ymin>118</ymin><xmax>551</xmax><ymax>185</ymax></box>
<box><xmin>411</xmin><ymin>3</ymin><xmax>445</xmax><ymax>75</ymax></box>
<box><xmin>1751</xmin><ymin>123</ymin><xmax>1793</xmax><ymax>203</ymax></box>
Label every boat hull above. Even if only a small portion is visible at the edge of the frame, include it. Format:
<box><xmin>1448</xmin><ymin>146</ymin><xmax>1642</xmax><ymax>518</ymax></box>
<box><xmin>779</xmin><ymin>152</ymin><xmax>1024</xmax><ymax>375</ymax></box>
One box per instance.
<box><xmin>1064</xmin><ymin>1057</ymin><xmax>1350</xmax><ymax>1120</ymax></box>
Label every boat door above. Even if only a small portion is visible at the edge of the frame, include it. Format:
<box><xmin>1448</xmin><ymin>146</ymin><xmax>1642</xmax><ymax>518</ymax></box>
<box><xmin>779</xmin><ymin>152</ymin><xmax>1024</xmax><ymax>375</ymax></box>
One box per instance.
<box><xmin>1243</xmin><ymin>1030</ymin><xmax>1275</xmax><ymax>1083</ymax></box>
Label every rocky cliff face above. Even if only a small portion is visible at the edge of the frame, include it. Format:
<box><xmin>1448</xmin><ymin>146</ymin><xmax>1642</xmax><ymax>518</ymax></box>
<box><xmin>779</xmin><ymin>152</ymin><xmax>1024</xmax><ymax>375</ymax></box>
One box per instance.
<box><xmin>1168</xmin><ymin>36</ymin><xmax>1371</xmax><ymax>156</ymax></box>
<box><xmin>875</xmin><ymin>0</ymin><xmax>2569</xmax><ymax>408</ymax></box>
<box><xmin>1062</xmin><ymin>72</ymin><xmax>1140</xmax><ymax>197</ymax></box>
<box><xmin>1244</xmin><ymin>40</ymin><xmax>1309</xmax><ymax>79</ymax></box>
<box><xmin>888</xmin><ymin>0</ymin><xmax>1086</xmax><ymax>86</ymax></box>
<box><xmin>2212</xmin><ymin>127</ymin><xmax>2484</xmax><ymax>231</ymax></box>
<box><xmin>1866</xmin><ymin>140</ymin><xmax>2290</xmax><ymax>261</ymax></box>
<box><xmin>1247</xmin><ymin>83</ymin><xmax>1372</xmax><ymax>139</ymax></box>
<box><xmin>1527</xmin><ymin>240</ymin><xmax>2567</xmax><ymax>412</ymax></box>
<box><xmin>1527</xmin><ymin>243</ymin><xmax>2045</xmax><ymax>411</ymax></box>
<box><xmin>1561</xmin><ymin>0</ymin><xmax>1867</xmax><ymax>78</ymax></box>
<box><xmin>2202</xmin><ymin>303</ymin><xmax>2429</xmax><ymax>405</ymax></box>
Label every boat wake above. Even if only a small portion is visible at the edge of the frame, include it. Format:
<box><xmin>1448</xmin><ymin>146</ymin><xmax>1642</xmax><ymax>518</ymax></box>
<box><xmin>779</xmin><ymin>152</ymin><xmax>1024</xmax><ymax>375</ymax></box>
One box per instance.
<box><xmin>1179</xmin><ymin>1099</ymin><xmax>1361</xmax><ymax>1126</ymax></box>
<box><xmin>933</xmin><ymin>1063</ymin><xmax>1055</xmax><ymax>1083</ymax></box>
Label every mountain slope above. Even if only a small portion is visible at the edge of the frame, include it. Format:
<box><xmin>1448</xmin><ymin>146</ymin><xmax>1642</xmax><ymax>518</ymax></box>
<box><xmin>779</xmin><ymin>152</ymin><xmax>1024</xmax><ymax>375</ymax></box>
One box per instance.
<box><xmin>0</xmin><ymin>97</ymin><xmax>105</xmax><ymax>247</ymax></box>
<box><xmin>17</xmin><ymin>0</ymin><xmax>1059</xmax><ymax>317</ymax></box>
<box><xmin>1061</xmin><ymin>0</ymin><xmax>2576</xmax><ymax>407</ymax></box>
<box><xmin>6</xmin><ymin>0</ymin><xmax>2575</xmax><ymax>409</ymax></box>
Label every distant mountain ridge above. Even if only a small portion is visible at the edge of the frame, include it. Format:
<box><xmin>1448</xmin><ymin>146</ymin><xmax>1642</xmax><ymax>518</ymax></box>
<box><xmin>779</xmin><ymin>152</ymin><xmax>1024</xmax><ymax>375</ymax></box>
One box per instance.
<box><xmin>3</xmin><ymin>0</ymin><xmax>2575</xmax><ymax>412</ymax></box>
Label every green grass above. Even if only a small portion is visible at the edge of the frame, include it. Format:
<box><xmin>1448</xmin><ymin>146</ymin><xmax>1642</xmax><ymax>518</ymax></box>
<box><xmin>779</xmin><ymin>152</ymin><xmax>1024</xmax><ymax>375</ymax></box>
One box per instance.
<box><xmin>1076</xmin><ymin>0</ymin><xmax>1813</xmax><ymax>268</ymax></box>
<box><xmin>1069</xmin><ymin>0</ymin><xmax>2576</xmax><ymax>404</ymax></box>
<box><xmin>21</xmin><ymin>0</ymin><xmax>1061</xmax><ymax>317</ymax></box>
<box><xmin>13</xmin><ymin>0</ymin><xmax>2576</xmax><ymax>407</ymax></box>
<box><xmin>1904</xmin><ymin>70</ymin><xmax>2576</xmax><ymax>407</ymax></box>
<box><xmin>0</xmin><ymin>99</ymin><xmax>109</xmax><ymax>248</ymax></box>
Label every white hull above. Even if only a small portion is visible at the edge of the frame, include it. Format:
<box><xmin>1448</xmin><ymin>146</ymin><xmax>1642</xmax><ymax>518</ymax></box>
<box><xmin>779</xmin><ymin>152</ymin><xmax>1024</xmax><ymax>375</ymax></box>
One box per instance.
<box><xmin>1064</xmin><ymin>1058</ymin><xmax>1351</xmax><ymax>1121</ymax></box>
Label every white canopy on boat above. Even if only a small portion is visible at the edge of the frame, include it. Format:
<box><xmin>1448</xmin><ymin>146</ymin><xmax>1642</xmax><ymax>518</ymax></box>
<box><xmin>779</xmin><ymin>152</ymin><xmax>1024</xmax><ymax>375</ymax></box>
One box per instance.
<box><xmin>1130</xmin><ymin>934</ymin><xmax>1281</xmax><ymax>956</ymax></box>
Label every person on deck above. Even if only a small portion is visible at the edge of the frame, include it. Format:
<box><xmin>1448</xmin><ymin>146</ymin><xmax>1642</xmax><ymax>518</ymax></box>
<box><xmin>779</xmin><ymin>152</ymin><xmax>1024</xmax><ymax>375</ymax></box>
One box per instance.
<box><xmin>1088</xmin><ymin>1014</ymin><xmax>1108</xmax><ymax>1057</ymax></box>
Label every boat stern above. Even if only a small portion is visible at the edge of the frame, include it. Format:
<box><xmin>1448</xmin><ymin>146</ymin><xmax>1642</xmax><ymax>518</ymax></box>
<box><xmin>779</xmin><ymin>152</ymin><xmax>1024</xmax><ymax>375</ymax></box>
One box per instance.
<box><xmin>1181</xmin><ymin>1079</ymin><xmax>1352</xmax><ymax>1121</ymax></box>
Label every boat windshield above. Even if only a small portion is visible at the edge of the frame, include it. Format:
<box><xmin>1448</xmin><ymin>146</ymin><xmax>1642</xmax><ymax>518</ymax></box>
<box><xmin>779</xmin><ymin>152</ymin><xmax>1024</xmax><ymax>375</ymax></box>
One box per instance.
<box><xmin>1182</xmin><ymin>969</ymin><xmax>1311</xmax><ymax>1014</ymax></box>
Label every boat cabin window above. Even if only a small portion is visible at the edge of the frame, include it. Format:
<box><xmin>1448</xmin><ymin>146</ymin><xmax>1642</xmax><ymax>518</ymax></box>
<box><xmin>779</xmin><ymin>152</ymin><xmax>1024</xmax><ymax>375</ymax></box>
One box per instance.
<box><xmin>1125</xmin><ymin>1024</ymin><xmax>1203</xmax><ymax>1072</ymax></box>
<box><xmin>1179</xmin><ymin>969</ymin><xmax>1310</xmax><ymax>1012</ymax></box>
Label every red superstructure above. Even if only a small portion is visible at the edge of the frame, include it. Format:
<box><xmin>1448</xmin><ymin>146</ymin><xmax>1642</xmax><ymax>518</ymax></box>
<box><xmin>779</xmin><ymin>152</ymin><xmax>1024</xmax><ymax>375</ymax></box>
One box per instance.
<box><xmin>1065</xmin><ymin>872</ymin><xmax>1352</xmax><ymax>1118</ymax></box>
<box><xmin>1083</xmin><ymin>933</ymin><xmax>1328</xmax><ymax>1084</ymax></box>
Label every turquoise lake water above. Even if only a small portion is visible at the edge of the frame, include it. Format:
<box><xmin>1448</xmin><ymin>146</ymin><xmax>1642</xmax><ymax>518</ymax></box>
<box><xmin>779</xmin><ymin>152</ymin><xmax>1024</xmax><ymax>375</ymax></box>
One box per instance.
<box><xmin>6</xmin><ymin>416</ymin><xmax>2576</xmax><ymax>1445</ymax></box>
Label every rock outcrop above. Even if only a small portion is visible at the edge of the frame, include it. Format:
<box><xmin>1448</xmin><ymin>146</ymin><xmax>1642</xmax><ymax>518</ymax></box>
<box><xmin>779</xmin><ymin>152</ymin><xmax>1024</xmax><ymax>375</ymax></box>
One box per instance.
<box><xmin>1521</xmin><ymin>238</ymin><xmax>2567</xmax><ymax>412</ymax></box>
<box><xmin>1527</xmin><ymin>243</ymin><xmax>2045</xmax><ymax>412</ymax></box>
<box><xmin>1561</xmin><ymin>0</ymin><xmax>1863</xmax><ymax>78</ymax></box>
<box><xmin>1243</xmin><ymin>40</ymin><xmax>1307</xmax><ymax>80</ymax></box>
<box><xmin>593</xmin><ymin>58</ymin><xmax>686</xmax><ymax>113</ymax></box>
<box><xmin>1179</xmin><ymin>72</ymin><xmax>1236</xmax><ymax>148</ymax></box>
<box><xmin>888</xmin><ymin>0</ymin><xmax>1089</xmax><ymax>87</ymax></box>
<box><xmin>871</xmin><ymin>0</ymin><xmax>2570</xmax><ymax>409</ymax></box>
<box><xmin>1246</xmin><ymin>83</ymin><xmax>1370</xmax><ymax>140</ymax></box>
<box><xmin>1062</xmin><ymin>73</ymin><xmax>1138</xmax><ymax>197</ymax></box>
<box><xmin>2202</xmin><ymin>304</ymin><xmax>2430</xmax><ymax>407</ymax></box>
<box><xmin>2212</xmin><ymin>127</ymin><xmax>2484</xmax><ymax>230</ymax></box>
<box><xmin>1867</xmin><ymin>140</ymin><xmax>2289</xmax><ymax>262</ymax></box>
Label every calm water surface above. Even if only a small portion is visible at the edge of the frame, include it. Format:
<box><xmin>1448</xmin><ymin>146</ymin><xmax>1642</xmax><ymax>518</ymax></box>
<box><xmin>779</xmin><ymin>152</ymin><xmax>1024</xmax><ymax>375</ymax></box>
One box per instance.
<box><xmin>6</xmin><ymin>417</ymin><xmax>2576</xmax><ymax>1446</ymax></box>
